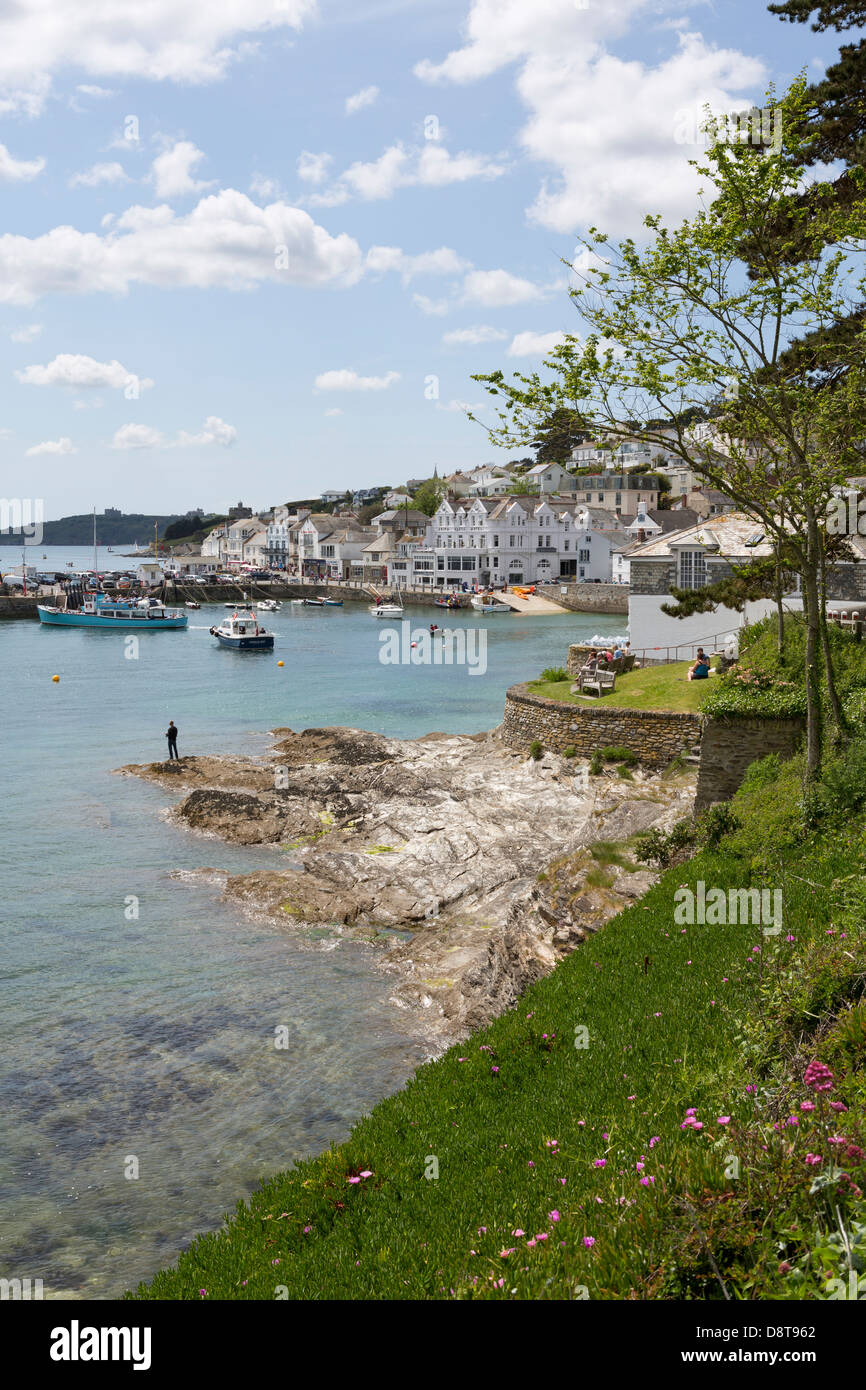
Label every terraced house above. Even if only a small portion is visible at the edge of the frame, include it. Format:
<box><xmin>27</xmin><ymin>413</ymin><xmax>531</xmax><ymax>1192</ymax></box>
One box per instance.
<box><xmin>423</xmin><ymin>494</ymin><xmax>623</xmax><ymax>587</ymax></box>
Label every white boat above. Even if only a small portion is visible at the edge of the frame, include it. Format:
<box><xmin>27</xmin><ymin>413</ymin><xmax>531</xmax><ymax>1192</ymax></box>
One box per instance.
<box><xmin>186</xmin><ymin>600</ymin><xmax>201</xmax><ymax>610</ymax></box>
<box><xmin>369</xmin><ymin>593</ymin><xmax>404</xmax><ymax>618</ymax></box>
<box><xmin>470</xmin><ymin>593</ymin><xmax>511</xmax><ymax>614</ymax></box>
<box><xmin>210</xmin><ymin>609</ymin><xmax>274</xmax><ymax>650</ymax></box>
<box><xmin>256</xmin><ymin>598</ymin><xmax>280</xmax><ymax>611</ymax></box>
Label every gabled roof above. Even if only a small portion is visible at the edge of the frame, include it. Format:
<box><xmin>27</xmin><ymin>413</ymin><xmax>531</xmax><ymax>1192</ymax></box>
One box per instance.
<box><xmin>627</xmin><ymin>511</ymin><xmax>773</xmax><ymax>559</ymax></box>
<box><xmin>621</xmin><ymin>507</ymin><xmax>701</xmax><ymax>533</ymax></box>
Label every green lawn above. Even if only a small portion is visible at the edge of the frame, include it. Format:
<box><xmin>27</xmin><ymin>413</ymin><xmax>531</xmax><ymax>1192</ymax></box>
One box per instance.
<box><xmin>529</xmin><ymin>660</ymin><xmax>716</xmax><ymax>713</ymax></box>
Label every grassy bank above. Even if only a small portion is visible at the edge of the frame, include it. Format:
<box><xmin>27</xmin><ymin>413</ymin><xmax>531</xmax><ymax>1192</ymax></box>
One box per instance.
<box><xmin>130</xmin><ymin>739</ymin><xmax>866</xmax><ymax>1301</ymax></box>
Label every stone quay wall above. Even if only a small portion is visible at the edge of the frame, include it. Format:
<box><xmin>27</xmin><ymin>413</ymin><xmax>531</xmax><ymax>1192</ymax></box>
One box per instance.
<box><xmin>551</xmin><ymin>582</ymin><xmax>628</xmax><ymax>615</ymax></box>
<box><xmin>501</xmin><ymin>683</ymin><xmax>702</xmax><ymax>768</ymax></box>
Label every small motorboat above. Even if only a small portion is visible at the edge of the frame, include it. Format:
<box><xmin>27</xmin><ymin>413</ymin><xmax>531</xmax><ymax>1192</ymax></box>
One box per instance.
<box><xmin>323</xmin><ymin>597</ymin><xmax>343</xmax><ymax>606</ymax></box>
<box><xmin>435</xmin><ymin>596</ymin><xmax>461</xmax><ymax>609</ymax></box>
<box><xmin>303</xmin><ymin>597</ymin><xmax>325</xmax><ymax>607</ymax></box>
<box><xmin>370</xmin><ymin>602</ymin><xmax>404</xmax><ymax>619</ymax></box>
<box><xmin>256</xmin><ymin>598</ymin><xmax>280</xmax><ymax>612</ymax></box>
<box><xmin>210</xmin><ymin>609</ymin><xmax>274</xmax><ymax>649</ymax></box>
<box><xmin>186</xmin><ymin>599</ymin><xmax>201</xmax><ymax>610</ymax></box>
<box><xmin>470</xmin><ymin>593</ymin><xmax>511</xmax><ymax>613</ymax></box>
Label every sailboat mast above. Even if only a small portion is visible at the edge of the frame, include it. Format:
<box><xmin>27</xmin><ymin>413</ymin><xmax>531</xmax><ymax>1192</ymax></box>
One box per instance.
<box><xmin>93</xmin><ymin>508</ymin><xmax>98</xmax><ymax>576</ymax></box>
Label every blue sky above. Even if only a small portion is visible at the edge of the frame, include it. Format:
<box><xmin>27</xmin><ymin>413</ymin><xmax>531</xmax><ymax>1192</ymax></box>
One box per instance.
<box><xmin>0</xmin><ymin>0</ymin><xmax>847</xmax><ymax>520</ymax></box>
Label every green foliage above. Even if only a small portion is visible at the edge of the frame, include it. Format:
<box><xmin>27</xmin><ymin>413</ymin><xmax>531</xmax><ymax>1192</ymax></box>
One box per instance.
<box><xmin>562</xmin><ymin>745</ymin><xmax>578</xmax><ymax>758</ymax></box>
<box><xmin>540</xmin><ymin>666</ymin><xmax>569</xmax><ymax>683</ymax></box>
<box><xmin>633</xmin><ymin>820</ymin><xmax>696</xmax><ymax>869</ymax></box>
<box><xmin>588</xmin><ymin>750</ymin><xmax>603</xmax><ymax>775</ymax></box>
<box><xmin>600</xmin><ymin>745</ymin><xmax>638</xmax><ymax>766</ymax></box>
<box><xmin>528</xmin><ymin>739</ymin><xmax>543</xmax><ymax>761</ymax></box>
<box><xmin>694</xmin><ymin>801</ymin><xmax>741</xmax><ymax>849</ymax></box>
<box><xmin>412</xmin><ymin>478</ymin><xmax>445</xmax><ymax>516</ymax></box>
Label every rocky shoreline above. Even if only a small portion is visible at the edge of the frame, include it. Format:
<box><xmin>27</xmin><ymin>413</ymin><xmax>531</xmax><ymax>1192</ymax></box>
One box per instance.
<box><xmin>118</xmin><ymin>726</ymin><xmax>696</xmax><ymax>1045</ymax></box>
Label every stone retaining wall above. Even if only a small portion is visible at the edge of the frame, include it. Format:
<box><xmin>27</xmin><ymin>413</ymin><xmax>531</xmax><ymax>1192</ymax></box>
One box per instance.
<box><xmin>502</xmin><ymin>683</ymin><xmax>702</xmax><ymax>768</ymax></box>
<box><xmin>0</xmin><ymin>595</ymin><xmax>38</xmax><ymax>618</ymax></box>
<box><xmin>551</xmin><ymin>582</ymin><xmax>628</xmax><ymax>615</ymax></box>
<box><xmin>694</xmin><ymin>714</ymin><xmax>805</xmax><ymax>811</ymax></box>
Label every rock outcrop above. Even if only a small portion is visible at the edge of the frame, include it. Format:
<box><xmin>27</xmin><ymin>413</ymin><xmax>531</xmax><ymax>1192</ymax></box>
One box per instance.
<box><xmin>118</xmin><ymin>726</ymin><xmax>696</xmax><ymax>1044</ymax></box>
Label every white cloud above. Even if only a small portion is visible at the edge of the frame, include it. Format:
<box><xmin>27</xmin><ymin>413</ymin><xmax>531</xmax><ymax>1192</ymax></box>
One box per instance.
<box><xmin>111</xmin><ymin>415</ymin><xmax>236</xmax><ymax>449</ymax></box>
<box><xmin>111</xmin><ymin>423</ymin><xmax>165</xmax><ymax>450</ymax></box>
<box><xmin>175</xmin><ymin>415</ymin><xmax>237</xmax><ymax>446</ymax></box>
<box><xmin>507</xmin><ymin>330</ymin><xmax>566</xmax><ymax>356</ymax></box>
<box><xmin>462</xmin><ymin>269</ymin><xmax>546</xmax><ymax>307</ymax></box>
<box><xmin>315</xmin><ymin>369</ymin><xmax>400</xmax><ymax>392</ymax></box>
<box><xmin>15</xmin><ymin>353</ymin><xmax>154</xmax><ymax>391</ymax></box>
<box><xmin>345</xmin><ymin>84</ymin><xmax>379</xmax><ymax>115</ymax></box>
<box><xmin>308</xmin><ymin>141</ymin><xmax>505</xmax><ymax>205</ymax></box>
<box><xmin>324</xmin><ymin>407</ymin><xmax>343</xmax><ymax>416</ymax></box>
<box><xmin>0</xmin><ymin>0</ymin><xmax>317</xmax><ymax>115</ymax></box>
<box><xmin>0</xmin><ymin>143</ymin><xmax>45</xmax><ymax>182</ymax></box>
<box><xmin>151</xmin><ymin>141</ymin><xmax>212</xmax><ymax>200</ymax></box>
<box><xmin>75</xmin><ymin>83</ymin><xmax>116</xmax><ymax>98</ymax></box>
<box><xmin>443</xmin><ymin>325</ymin><xmax>508</xmax><ymax>346</ymax></box>
<box><xmin>10</xmin><ymin>323</ymin><xmax>42</xmax><ymax>343</ymax></box>
<box><xmin>412</xmin><ymin>293</ymin><xmax>450</xmax><ymax>316</ymax></box>
<box><xmin>0</xmin><ymin>189</ymin><xmax>366</xmax><ymax>305</ymax></box>
<box><xmin>26</xmin><ymin>436</ymin><xmax>77</xmax><ymax>456</ymax></box>
<box><xmin>414</xmin><ymin>1</ymin><xmax>767</xmax><ymax>237</ymax></box>
<box><xmin>297</xmin><ymin>151</ymin><xmax>333</xmax><ymax>185</ymax></box>
<box><xmin>250</xmin><ymin>172</ymin><xmax>281</xmax><ymax>200</ymax></box>
<box><xmin>437</xmin><ymin>399</ymin><xmax>485</xmax><ymax>414</ymax></box>
<box><xmin>366</xmin><ymin>244</ymin><xmax>469</xmax><ymax>283</ymax></box>
<box><xmin>69</xmin><ymin>161</ymin><xmax>129</xmax><ymax>188</ymax></box>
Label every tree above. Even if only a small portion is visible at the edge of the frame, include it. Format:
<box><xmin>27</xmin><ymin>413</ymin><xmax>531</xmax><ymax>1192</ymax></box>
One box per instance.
<box><xmin>532</xmin><ymin>407</ymin><xmax>588</xmax><ymax>463</ymax></box>
<box><xmin>412</xmin><ymin>477</ymin><xmax>445</xmax><ymax>516</ymax></box>
<box><xmin>473</xmin><ymin>79</ymin><xmax>866</xmax><ymax>778</ymax></box>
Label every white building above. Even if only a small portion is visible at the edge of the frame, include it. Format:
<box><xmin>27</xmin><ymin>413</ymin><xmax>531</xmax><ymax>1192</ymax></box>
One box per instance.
<box><xmin>428</xmin><ymin>494</ymin><xmax>616</xmax><ymax>585</ymax></box>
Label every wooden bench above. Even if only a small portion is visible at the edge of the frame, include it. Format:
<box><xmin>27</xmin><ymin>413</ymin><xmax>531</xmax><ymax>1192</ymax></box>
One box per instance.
<box><xmin>577</xmin><ymin>668</ymin><xmax>617</xmax><ymax>697</ymax></box>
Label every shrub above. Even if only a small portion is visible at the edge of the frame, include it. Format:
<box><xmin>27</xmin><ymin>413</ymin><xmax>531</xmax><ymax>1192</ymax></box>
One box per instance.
<box><xmin>588</xmin><ymin>750</ymin><xmax>603</xmax><ymax>776</ymax></box>
<box><xmin>540</xmin><ymin>666</ymin><xmax>569</xmax><ymax>683</ymax></box>
<box><xmin>601</xmin><ymin>745</ymin><xmax>638</xmax><ymax>766</ymax></box>
<box><xmin>562</xmin><ymin>745</ymin><xmax>577</xmax><ymax>758</ymax></box>
<box><xmin>633</xmin><ymin>820</ymin><xmax>696</xmax><ymax>869</ymax></box>
<box><xmin>528</xmin><ymin>739</ymin><xmax>543</xmax><ymax>761</ymax></box>
<box><xmin>695</xmin><ymin>801</ymin><xmax>740</xmax><ymax>850</ymax></box>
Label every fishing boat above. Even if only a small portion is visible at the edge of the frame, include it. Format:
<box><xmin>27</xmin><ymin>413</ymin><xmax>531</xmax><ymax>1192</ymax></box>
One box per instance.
<box><xmin>210</xmin><ymin>609</ymin><xmax>274</xmax><ymax>649</ymax></box>
<box><xmin>37</xmin><ymin>594</ymin><xmax>188</xmax><ymax>629</ymax></box>
<box><xmin>470</xmin><ymin>593</ymin><xmax>511</xmax><ymax>614</ymax></box>
<box><xmin>256</xmin><ymin>598</ymin><xmax>280</xmax><ymax>612</ymax></box>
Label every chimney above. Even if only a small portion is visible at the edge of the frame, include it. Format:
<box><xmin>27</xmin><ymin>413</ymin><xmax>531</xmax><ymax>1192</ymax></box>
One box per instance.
<box><xmin>637</xmin><ymin>528</ymin><xmax>646</xmax><ymax>543</ymax></box>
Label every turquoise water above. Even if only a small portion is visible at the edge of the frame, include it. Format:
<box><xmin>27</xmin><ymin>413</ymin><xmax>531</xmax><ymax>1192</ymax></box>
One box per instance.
<box><xmin>0</xmin><ymin>582</ymin><xmax>619</xmax><ymax>1298</ymax></box>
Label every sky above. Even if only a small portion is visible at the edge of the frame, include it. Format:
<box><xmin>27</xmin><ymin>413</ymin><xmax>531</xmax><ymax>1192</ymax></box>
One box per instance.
<box><xmin>0</xmin><ymin>0</ymin><xmax>849</xmax><ymax>520</ymax></box>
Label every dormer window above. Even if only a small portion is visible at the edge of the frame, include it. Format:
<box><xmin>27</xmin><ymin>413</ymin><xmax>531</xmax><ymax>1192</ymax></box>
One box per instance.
<box><xmin>679</xmin><ymin>549</ymin><xmax>707</xmax><ymax>589</ymax></box>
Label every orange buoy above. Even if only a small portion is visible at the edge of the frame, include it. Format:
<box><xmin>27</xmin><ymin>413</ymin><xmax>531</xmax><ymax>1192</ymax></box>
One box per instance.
<box><xmin>52</xmin><ymin>674</ymin><xmax>60</xmax><ymax>682</ymax></box>
<box><xmin>277</xmin><ymin>660</ymin><xmax>284</xmax><ymax>667</ymax></box>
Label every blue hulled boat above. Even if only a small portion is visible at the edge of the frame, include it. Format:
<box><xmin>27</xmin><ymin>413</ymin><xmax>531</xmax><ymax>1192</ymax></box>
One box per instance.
<box><xmin>37</xmin><ymin>595</ymin><xmax>187</xmax><ymax>629</ymax></box>
<box><xmin>210</xmin><ymin>609</ymin><xmax>274</xmax><ymax>650</ymax></box>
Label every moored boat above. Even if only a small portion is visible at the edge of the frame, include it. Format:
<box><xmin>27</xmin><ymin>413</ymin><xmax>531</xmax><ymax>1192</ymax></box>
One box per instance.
<box><xmin>37</xmin><ymin>595</ymin><xmax>187</xmax><ymax>629</ymax></box>
<box><xmin>435</xmin><ymin>596</ymin><xmax>462</xmax><ymax>609</ymax></box>
<box><xmin>302</xmin><ymin>597</ymin><xmax>325</xmax><ymax>607</ymax></box>
<box><xmin>470</xmin><ymin>593</ymin><xmax>511</xmax><ymax>613</ymax></box>
<box><xmin>322</xmin><ymin>598</ymin><xmax>343</xmax><ymax>606</ymax></box>
<box><xmin>255</xmin><ymin>598</ymin><xmax>280</xmax><ymax>612</ymax></box>
<box><xmin>210</xmin><ymin>610</ymin><xmax>274</xmax><ymax>649</ymax></box>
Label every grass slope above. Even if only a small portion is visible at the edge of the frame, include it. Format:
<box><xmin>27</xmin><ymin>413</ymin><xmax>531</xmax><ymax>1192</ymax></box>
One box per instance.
<box><xmin>131</xmin><ymin>760</ymin><xmax>866</xmax><ymax>1300</ymax></box>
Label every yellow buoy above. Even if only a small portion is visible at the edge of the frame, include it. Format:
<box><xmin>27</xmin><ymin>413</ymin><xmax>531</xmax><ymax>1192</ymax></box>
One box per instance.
<box><xmin>277</xmin><ymin>660</ymin><xmax>284</xmax><ymax>667</ymax></box>
<box><xmin>52</xmin><ymin>674</ymin><xmax>60</xmax><ymax>683</ymax></box>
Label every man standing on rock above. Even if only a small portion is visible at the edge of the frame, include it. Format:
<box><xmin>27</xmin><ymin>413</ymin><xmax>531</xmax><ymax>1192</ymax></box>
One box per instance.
<box><xmin>165</xmin><ymin>720</ymin><xmax>179</xmax><ymax>760</ymax></box>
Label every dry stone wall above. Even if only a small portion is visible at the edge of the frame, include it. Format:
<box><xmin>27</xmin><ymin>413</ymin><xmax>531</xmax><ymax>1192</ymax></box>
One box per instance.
<box><xmin>502</xmin><ymin>683</ymin><xmax>701</xmax><ymax>768</ymax></box>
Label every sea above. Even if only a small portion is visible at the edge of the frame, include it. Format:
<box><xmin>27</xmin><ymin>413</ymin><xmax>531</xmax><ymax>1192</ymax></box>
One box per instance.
<box><xmin>0</xmin><ymin>547</ymin><xmax>626</xmax><ymax>1297</ymax></box>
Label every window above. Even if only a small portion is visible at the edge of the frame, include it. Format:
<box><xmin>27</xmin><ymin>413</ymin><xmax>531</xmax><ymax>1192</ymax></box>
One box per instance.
<box><xmin>579</xmin><ymin>548</ymin><xmax>590</xmax><ymax>563</ymax></box>
<box><xmin>437</xmin><ymin>557</ymin><xmax>444</xmax><ymax>570</ymax></box>
<box><xmin>462</xmin><ymin>557</ymin><xmax>475</xmax><ymax>570</ymax></box>
<box><xmin>564</xmin><ymin>540</ymin><xmax>569</xmax><ymax>551</ymax></box>
<box><xmin>679</xmin><ymin>550</ymin><xmax>707</xmax><ymax>589</ymax></box>
<box><xmin>493</xmin><ymin>534</ymin><xmax>499</xmax><ymax>547</ymax></box>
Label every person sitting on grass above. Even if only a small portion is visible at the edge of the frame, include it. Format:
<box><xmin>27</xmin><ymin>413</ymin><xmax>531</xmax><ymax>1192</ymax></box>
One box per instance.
<box><xmin>687</xmin><ymin>653</ymin><xmax>711</xmax><ymax>681</ymax></box>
